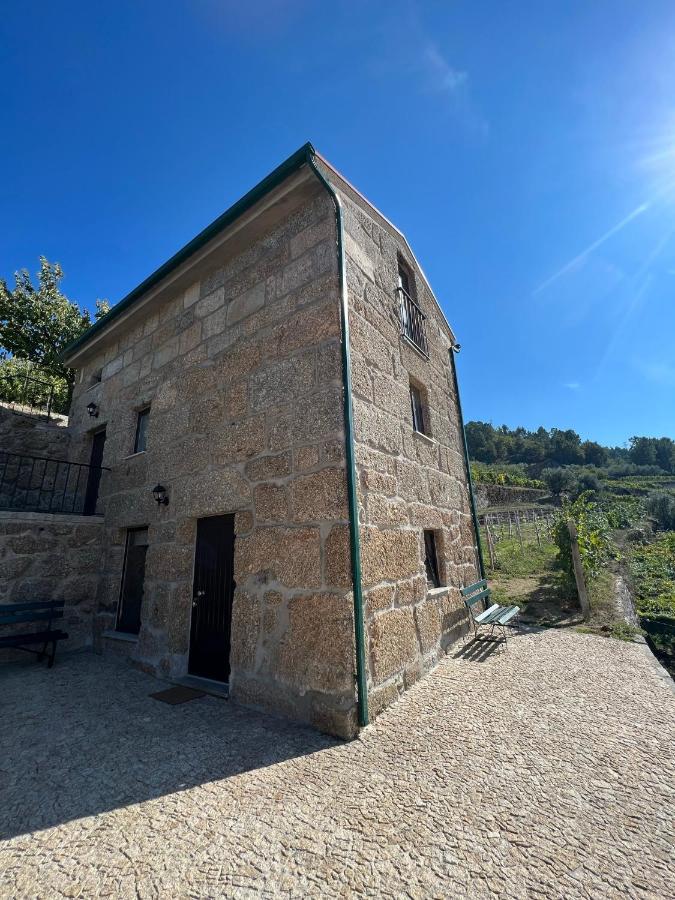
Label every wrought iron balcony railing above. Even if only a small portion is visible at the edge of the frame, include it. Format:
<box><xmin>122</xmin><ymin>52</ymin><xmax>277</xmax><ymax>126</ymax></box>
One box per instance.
<box><xmin>397</xmin><ymin>287</ymin><xmax>429</xmax><ymax>356</ymax></box>
<box><xmin>0</xmin><ymin>451</ymin><xmax>109</xmax><ymax>516</ymax></box>
<box><xmin>0</xmin><ymin>372</ymin><xmax>60</xmax><ymax>418</ymax></box>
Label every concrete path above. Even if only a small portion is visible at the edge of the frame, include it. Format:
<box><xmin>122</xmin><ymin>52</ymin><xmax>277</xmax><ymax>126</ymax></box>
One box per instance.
<box><xmin>1</xmin><ymin>629</ymin><xmax>674</xmax><ymax>898</ymax></box>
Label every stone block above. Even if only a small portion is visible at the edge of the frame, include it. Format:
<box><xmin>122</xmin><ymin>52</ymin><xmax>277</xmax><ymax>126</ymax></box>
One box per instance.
<box><xmin>353</xmin><ymin>398</ymin><xmax>402</xmax><ymax>455</ymax></box>
<box><xmin>268</xmin><ymin>387</ymin><xmax>344</xmax><ymax>451</ymax></box>
<box><xmin>323</xmin><ymin>524</ymin><xmax>351</xmax><ymax>588</ymax></box>
<box><xmin>227</xmin><ymin>281</ymin><xmax>265</xmax><ymax>325</ymax></box>
<box><xmin>236</xmin><ymin>526</ymin><xmax>322</xmax><ymax>588</ymax></box>
<box><xmin>183</xmin><ymin>281</ymin><xmax>200</xmax><ymax>307</ymax></box>
<box><xmin>253</xmin><ymin>483</ymin><xmax>288</xmax><ymax>523</ymax></box>
<box><xmin>249</xmin><ymin>352</ymin><xmax>316</xmax><ymax>412</ymax></box>
<box><xmin>294</xmin><ymin>445</ymin><xmax>319</xmax><ymax>472</ymax></box>
<box><xmin>278</xmin><ymin>592</ymin><xmax>354</xmax><ymax>693</ymax></box>
<box><xmin>359</xmin><ymin>527</ymin><xmax>420</xmax><ymax>587</ymax></box>
<box><xmin>369</xmin><ymin>607</ymin><xmax>419</xmax><ymax>684</ymax></box>
<box><xmin>317</xmin><ymin>340</ymin><xmax>342</xmax><ymax>383</ymax></box>
<box><xmin>230</xmin><ymin>589</ymin><xmax>261</xmax><ymax>671</ymax></box>
<box><xmin>290</xmin><ymin>467</ymin><xmax>348</xmax><ymax>523</ymax></box>
<box><xmin>210</xmin><ymin>417</ymin><xmax>266</xmax><ymax>464</ymax></box>
<box><xmin>289</xmin><ymin>216</ymin><xmax>334</xmax><ymax>259</ymax></box>
<box><xmin>365</xmin><ymin>583</ymin><xmax>395</xmax><ymax>615</ymax></box>
<box><xmin>245</xmin><ymin>452</ymin><xmax>292</xmax><ymax>482</ymax></box>
<box><xmin>414</xmin><ymin>597</ymin><xmax>443</xmax><ymax>653</ymax></box>
<box><xmin>172</xmin><ymin>470</ymin><xmax>251</xmax><ymax>518</ymax></box>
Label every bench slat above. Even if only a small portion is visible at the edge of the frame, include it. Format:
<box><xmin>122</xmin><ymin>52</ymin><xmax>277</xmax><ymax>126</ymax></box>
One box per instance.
<box><xmin>496</xmin><ymin>606</ymin><xmax>520</xmax><ymax>625</ymax></box>
<box><xmin>464</xmin><ymin>589</ymin><xmax>491</xmax><ymax>608</ymax></box>
<box><xmin>0</xmin><ymin>610</ymin><xmax>64</xmax><ymax>626</ymax></box>
<box><xmin>0</xmin><ymin>630</ymin><xmax>68</xmax><ymax>648</ymax></box>
<box><xmin>461</xmin><ymin>580</ymin><xmax>487</xmax><ymax>597</ymax></box>
<box><xmin>475</xmin><ymin>604</ymin><xmax>501</xmax><ymax>624</ymax></box>
<box><xmin>0</xmin><ymin>600</ymin><xmax>65</xmax><ymax>613</ymax></box>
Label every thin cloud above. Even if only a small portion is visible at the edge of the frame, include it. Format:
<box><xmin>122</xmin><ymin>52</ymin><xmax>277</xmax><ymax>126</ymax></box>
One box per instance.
<box><xmin>636</xmin><ymin>360</ymin><xmax>675</xmax><ymax>387</ymax></box>
<box><xmin>423</xmin><ymin>44</ymin><xmax>467</xmax><ymax>94</ymax></box>
<box><xmin>533</xmin><ymin>202</ymin><xmax>650</xmax><ymax>296</ymax></box>
<box><xmin>564</xmin><ymin>382</ymin><xmax>581</xmax><ymax>391</ymax></box>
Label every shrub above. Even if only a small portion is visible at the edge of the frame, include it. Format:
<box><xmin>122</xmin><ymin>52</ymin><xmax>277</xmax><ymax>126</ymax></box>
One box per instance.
<box><xmin>553</xmin><ymin>493</ymin><xmax>614</xmax><ymax>585</ymax></box>
<box><xmin>542</xmin><ymin>467</ymin><xmax>576</xmax><ymax>496</ymax></box>
<box><xmin>646</xmin><ymin>493</ymin><xmax>675</xmax><ymax>531</ymax></box>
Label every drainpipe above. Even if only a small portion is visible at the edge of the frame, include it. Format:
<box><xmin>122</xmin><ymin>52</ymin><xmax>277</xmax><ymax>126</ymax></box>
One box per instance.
<box><xmin>306</xmin><ymin>149</ymin><xmax>369</xmax><ymax>728</ymax></box>
<box><xmin>449</xmin><ymin>345</ymin><xmax>486</xmax><ymax>580</ymax></box>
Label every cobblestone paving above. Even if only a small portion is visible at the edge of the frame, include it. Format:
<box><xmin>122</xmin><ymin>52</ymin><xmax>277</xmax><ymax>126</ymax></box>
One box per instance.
<box><xmin>2</xmin><ymin>629</ymin><xmax>674</xmax><ymax>898</ymax></box>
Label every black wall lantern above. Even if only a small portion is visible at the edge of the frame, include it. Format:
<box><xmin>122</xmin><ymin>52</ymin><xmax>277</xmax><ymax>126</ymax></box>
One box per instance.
<box><xmin>152</xmin><ymin>484</ymin><xmax>169</xmax><ymax>506</ymax></box>
<box><xmin>86</xmin><ymin>402</ymin><xmax>99</xmax><ymax>418</ymax></box>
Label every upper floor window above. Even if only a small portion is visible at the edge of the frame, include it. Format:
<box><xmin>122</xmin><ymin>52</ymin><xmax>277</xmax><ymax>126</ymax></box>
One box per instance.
<box><xmin>410</xmin><ymin>381</ymin><xmax>430</xmax><ymax>436</ymax></box>
<box><xmin>397</xmin><ymin>261</ymin><xmax>428</xmax><ymax>356</ymax></box>
<box><xmin>134</xmin><ymin>408</ymin><xmax>150</xmax><ymax>454</ymax></box>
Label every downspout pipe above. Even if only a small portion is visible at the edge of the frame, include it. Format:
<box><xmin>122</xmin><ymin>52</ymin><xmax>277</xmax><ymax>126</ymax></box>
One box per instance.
<box><xmin>449</xmin><ymin>345</ymin><xmax>486</xmax><ymax>580</ymax></box>
<box><xmin>306</xmin><ymin>149</ymin><xmax>369</xmax><ymax>729</ymax></box>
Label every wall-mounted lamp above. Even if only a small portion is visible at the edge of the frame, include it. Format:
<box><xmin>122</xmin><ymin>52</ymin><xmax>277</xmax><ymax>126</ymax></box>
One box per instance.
<box><xmin>451</xmin><ymin>342</ymin><xmax>461</xmax><ymax>354</ymax></box>
<box><xmin>86</xmin><ymin>402</ymin><xmax>99</xmax><ymax>418</ymax></box>
<box><xmin>152</xmin><ymin>484</ymin><xmax>169</xmax><ymax>506</ymax></box>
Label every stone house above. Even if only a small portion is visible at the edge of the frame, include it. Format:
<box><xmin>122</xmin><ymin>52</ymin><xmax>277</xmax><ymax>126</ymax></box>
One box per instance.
<box><xmin>3</xmin><ymin>144</ymin><xmax>481</xmax><ymax>739</ymax></box>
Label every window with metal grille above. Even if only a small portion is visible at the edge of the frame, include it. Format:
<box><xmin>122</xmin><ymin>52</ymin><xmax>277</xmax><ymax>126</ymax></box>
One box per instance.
<box><xmin>134</xmin><ymin>408</ymin><xmax>150</xmax><ymax>454</ymax></box>
<box><xmin>424</xmin><ymin>530</ymin><xmax>441</xmax><ymax>588</ymax></box>
<box><xmin>410</xmin><ymin>382</ymin><xmax>429</xmax><ymax>436</ymax></box>
<box><xmin>397</xmin><ymin>261</ymin><xmax>428</xmax><ymax>355</ymax></box>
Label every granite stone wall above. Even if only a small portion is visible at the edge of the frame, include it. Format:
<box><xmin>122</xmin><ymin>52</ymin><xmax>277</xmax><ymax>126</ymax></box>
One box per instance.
<box><xmin>0</xmin><ymin>511</ymin><xmax>103</xmax><ymax>654</ymax></box>
<box><xmin>0</xmin><ymin>405</ymin><xmax>71</xmax><ymax>458</ymax></box>
<box><xmin>322</xmin><ymin>167</ymin><xmax>480</xmax><ymax>719</ymax></box>
<box><xmin>67</xmin><ymin>187</ymin><xmax>359</xmax><ymax>737</ymax></box>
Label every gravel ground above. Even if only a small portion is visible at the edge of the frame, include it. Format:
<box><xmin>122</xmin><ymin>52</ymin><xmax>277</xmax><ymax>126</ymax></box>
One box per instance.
<box><xmin>1</xmin><ymin>628</ymin><xmax>674</xmax><ymax>898</ymax></box>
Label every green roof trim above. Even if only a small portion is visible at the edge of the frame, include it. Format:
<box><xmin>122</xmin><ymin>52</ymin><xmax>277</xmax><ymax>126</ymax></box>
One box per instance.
<box><xmin>63</xmin><ymin>141</ymin><xmax>316</xmax><ymax>361</ymax></box>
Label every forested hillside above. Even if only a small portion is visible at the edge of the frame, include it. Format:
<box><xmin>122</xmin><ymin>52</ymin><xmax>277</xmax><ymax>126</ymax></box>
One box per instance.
<box><xmin>466</xmin><ymin>421</ymin><xmax>675</xmax><ymax>473</ymax></box>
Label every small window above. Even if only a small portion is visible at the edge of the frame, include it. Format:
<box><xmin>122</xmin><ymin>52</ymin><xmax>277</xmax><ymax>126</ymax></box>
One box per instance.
<box><xmin>398</xmin><ymin>262</ymin><xmax>412</xmax><ymax>297</ymax></box>
<box><xmin>410</xmin><ymin>382</ymin><xmax>429</xmax><ymax>436</ymax></box>
<box><xmin>117</xmin><ymin>527</ymin><xmax>149</xmax><ymax>635</ymax></box>
<box><xmin>424</xmin><ymin>530</ymin><xmax>441</xmax><ymax>588</ymax></box>
<box><xmin>91</xmin><ymin>368</ymin><xmax>102</xmax><ymax>385</ymax></box>
<box><xmin>134</xmin><ymin>408</ymin><xmax>150</xmax><ymax>453</ymax></box>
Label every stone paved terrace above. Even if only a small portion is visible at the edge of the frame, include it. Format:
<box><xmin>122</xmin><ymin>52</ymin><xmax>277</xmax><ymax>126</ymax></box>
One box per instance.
<box><xmin>1</xmin><ymin>629</ymin><xmax>674</xmax><ymax>898</ymax></box>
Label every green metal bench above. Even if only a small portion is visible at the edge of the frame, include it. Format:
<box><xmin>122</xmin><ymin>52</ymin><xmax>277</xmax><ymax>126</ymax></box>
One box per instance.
<box><xmin>0</xmin><ymin>600</ymin><xmax>68</xmax><ymax>667</ymax></box>
<box><xmin>461</xmin><ymin>580</ymin><xmax>520</xmax><ymax>646</ymax></box>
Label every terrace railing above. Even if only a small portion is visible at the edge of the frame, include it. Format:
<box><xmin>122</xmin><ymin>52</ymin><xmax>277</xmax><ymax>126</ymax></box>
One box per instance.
<box><xmin>397</xmin><ymin>287</ymin><xmax>429</xmax><ymax>356</ymax></box>
<box><xmin>0</xmin><ymin>451</ymin><xmax>108</xmax><ymax>516</ymax></box>
<box><xmin>0</xmin><ymin>372</ymin><xmax>60</xmax><ymax>419</ymax></box>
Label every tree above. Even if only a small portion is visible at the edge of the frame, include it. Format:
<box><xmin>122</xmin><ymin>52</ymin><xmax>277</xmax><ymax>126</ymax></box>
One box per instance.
<box><xmin>582</xmin><ymin>440</ymin><xmax>608</xmax><ymax>467</ymax></box>
<box><xmin>550</xmin><ymin>428</ymin><xmax>584</xmax><ymax>465</ymax></box>
<box><xmin>0</xmin><ymin>257</ymin><xmax>109</xmax><ymax>402</ymax></box>
<box><xmin>629</xmin><ymin>436</ymin><xmax>658</xmax><ymax>468</ymax></box>
<box><xmin>542</xmin><ymin>466</ymin><xmax>576</xmax><ymax>497</ymax></box>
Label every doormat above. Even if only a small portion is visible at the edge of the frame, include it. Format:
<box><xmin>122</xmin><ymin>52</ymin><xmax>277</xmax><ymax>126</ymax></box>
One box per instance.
<box><xmin>150</xmin><ymin>686</ymin><xmax>206</xmax><ymax>705</ymax></box>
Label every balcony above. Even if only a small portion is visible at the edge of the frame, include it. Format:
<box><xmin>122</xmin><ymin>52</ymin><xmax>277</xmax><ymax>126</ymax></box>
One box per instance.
<box><xmin>397</xmin><ymin>287</ymin><xmax>429</xmax><ymax>357</ymax></box>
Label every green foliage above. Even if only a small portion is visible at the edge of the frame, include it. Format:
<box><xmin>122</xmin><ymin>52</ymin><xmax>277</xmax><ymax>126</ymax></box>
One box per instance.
<box><xmin>471</xmin><ymin>462</ymin><xmax>544</xmax><ymax>489</ymax></box>
<box><xmin>0</xmin><ymin>257</ymin><xmax>109</xmax><ymax>399</ymax></box>
<box><xmin>627</xmin><ymin>533</ymin><xmax>675</xmax><ymax>619</ymax></box>
<box><xmin>602</xmin><ymin>495</ymin><xmax>644</xmax><ymax>529</ymax></box>
<box><xmin>0</xmin><ymin>356</ymin><xmax>70</xmax><ymax>415</ymax></box>
<box><xmin>553</xmin><ymin>493</ymin><xmax>614</xmax><ymax>585</ymax></box>
<box><xmin>609</xmin><ymin>621</ymin><xmax>643</xmax><ymax>641</ymax></box>
<box><xmin>541</xmin><ymin>466</ymin><xmax>575</xmax><ymax>496</ymax></box>
<box><xmin>629</xmin><ymin>436</ymin><xmax>675</xmax><ymax>473</ymax></box>
<box><xmin>466</xmin><ymin>421</ymin><xmax>631</xmax><ymax>468</ymax></box>
<box><xmin>645</xmin><ymin>493</ymin><xmax>675</xmax><ymax>531</ymax></box>
<box><xmin>466</xmin><ymin>421</ymin><xmax>675</xmax><ymax>474</ymax></box>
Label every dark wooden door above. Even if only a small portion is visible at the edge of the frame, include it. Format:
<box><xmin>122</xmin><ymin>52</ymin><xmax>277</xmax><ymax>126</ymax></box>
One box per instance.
<box><xmin>83</xmin><ymin>429</ymin><xmax>106</xmax><ymax>515</ymax></box>
<box><xmin>117</xmin><ymin>527</ymin><xmax>149</xmax><ymax>635</ymax></box>
<box><xmin>189</xmin><ymin>514</ymin><xmax>235</xmax><ymax>682</ymax></box>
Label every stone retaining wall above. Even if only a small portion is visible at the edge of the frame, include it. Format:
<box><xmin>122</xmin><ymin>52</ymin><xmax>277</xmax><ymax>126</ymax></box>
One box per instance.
<box><xmin>474</xmin><ymin>483</ymin><xmax>548</xmax><ymax>511</ymax></box>
<box><xmin>0</xmin><ymin>405</ymin><xmax>71</xmax><ymax>459</ymax></box>
<box><xmin>0</xmin><ymin>511</ymin><xmax>103</xmax><ymax>655</ymax></box>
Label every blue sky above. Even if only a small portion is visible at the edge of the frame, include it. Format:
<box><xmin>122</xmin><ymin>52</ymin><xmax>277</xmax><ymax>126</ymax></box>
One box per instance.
<box><xmin>2</xmin><ymin>1</ymin><xmax>674</xmax><ymax>446</ymax></box>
